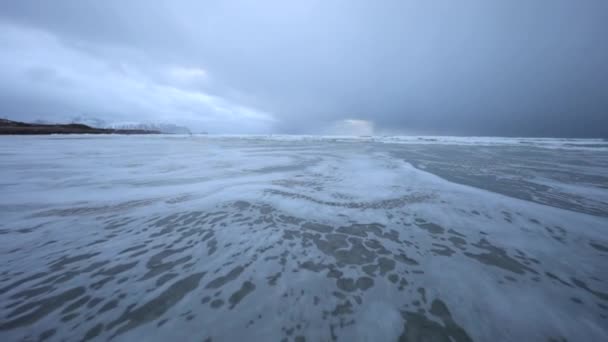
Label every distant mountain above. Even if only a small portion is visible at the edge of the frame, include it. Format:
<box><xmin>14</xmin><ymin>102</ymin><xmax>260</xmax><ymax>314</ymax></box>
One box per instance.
<box><xmin>70</xmin><ymin>116</ymin><xmax>108</xmax><ymax>129</ymax></box>
<box><xmin>0</xmin><ymin>118</ymin><xmax>160</xmax><ymax>135</ymax></box>
<box><xmin>33</xmin><ymin>119</ymin><xmax>55</xmax><ymax>125</ymax></box>
<box><xmin>106</xmin><ymin>122</ymin><xmax>192</xmax><ymax>134</ymax></box>
<box><xmin>69</xmin><ymin>116</ymin><xmax>192</xmax><ymax>134</ymax></box>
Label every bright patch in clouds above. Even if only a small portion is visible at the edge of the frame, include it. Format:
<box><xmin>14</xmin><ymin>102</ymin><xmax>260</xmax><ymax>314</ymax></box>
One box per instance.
<box><xmin>328</xmin><ymin>119</ymin><xmax>375</xmax><ymax>136</ymax></box>
<box><xmin>168</xmin><ymin>66</ymin><xmax>209</xmax><ymax>84</ymax></box>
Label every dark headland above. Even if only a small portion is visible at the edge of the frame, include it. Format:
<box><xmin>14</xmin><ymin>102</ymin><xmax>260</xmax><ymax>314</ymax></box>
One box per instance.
<box><xmin>0</xmin><ymin>118</ymin><xmax>160</xmax><ymax>135</ymax></box>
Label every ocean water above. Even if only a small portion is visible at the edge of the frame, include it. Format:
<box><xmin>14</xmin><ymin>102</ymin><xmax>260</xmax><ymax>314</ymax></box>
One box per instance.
<box><xmin>0</xmin><ymin>135</ymin><xmax>607</xmax><ymax>341</ymax></box>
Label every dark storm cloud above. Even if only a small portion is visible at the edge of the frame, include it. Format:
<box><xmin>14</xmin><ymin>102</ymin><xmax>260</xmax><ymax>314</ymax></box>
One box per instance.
<box><xmin>0</xmin><ymin>0</ymin><xmax>607</xmax><ymax>136</ymax></box>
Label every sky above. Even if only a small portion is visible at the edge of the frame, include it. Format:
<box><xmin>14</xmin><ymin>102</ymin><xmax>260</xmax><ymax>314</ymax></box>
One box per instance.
<box><xmin>0</xmin><ymin>0</ymin><xmax>607</xmax><ymax>136</ymax></box>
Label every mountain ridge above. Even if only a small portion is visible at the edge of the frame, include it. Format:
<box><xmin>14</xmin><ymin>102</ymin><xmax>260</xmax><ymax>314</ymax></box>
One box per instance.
<box><xmin>0</xmin><ymin>118</ymin><xmax>160</xmax><ymax>135</ymax></box>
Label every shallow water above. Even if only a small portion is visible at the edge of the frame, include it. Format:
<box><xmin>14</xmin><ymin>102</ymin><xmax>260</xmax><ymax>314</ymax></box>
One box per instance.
<box><xmin>0</xmin><ymin>135</ymin><xmax>607</xmax><ymax>341</ymax></box>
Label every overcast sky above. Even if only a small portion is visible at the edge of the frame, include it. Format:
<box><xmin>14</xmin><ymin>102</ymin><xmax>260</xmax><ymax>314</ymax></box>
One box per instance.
<box><xmin>0</xmin><ymin>1</ymin><xmax>607</xmax><ymax>136</ymax></box>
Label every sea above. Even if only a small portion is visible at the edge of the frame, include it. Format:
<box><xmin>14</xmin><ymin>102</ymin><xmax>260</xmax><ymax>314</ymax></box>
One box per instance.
<box><xmin>1</xmin><ymin>135</ymin><xmax>607</xmax><ymax>341</ymax></box>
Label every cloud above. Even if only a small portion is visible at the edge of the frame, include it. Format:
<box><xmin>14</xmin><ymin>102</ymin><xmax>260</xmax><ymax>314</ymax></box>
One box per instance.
<box><xmin>0</xmin><ymin>21</ymin><xmax>275</xmax><ymax>133</ymax></box>
<box><xmin>0</xmin><ymin>1</ymin><xmax>607</xmax><ymax>136</ymax></box>
<box><xmin>167</xmin><ymin>67</ymin><xmax>209</xmax><ymax>86</ymax></box>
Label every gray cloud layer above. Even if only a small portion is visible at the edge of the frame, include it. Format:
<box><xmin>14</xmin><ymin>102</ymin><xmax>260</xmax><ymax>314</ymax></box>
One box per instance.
<box><xmin>0</xmin><ymin>1</ymin><xmax>607</xmax><ymax>136</ymax></box>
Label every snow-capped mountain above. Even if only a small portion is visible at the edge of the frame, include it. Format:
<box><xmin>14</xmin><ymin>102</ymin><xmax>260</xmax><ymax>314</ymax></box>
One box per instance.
<box><xmin>69</xmin><ymin>116</ymin><xmax>192</xmax><ymax>134</ymax></box>
<box><xmin>105</xmin><ymin>122</ymin><xmax>191</xmax><ymax>134</ymax></box>
<box><xmin>69</xmin><ymin>115</ymin><xmax>108</xmax><ymax>128</ymax></box>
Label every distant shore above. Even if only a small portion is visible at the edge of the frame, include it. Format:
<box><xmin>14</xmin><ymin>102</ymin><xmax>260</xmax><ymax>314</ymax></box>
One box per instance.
<box><xmin>0</xmin><ymin>118</ymin><xmax>160</xmax><ymax>135</ymax></box>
